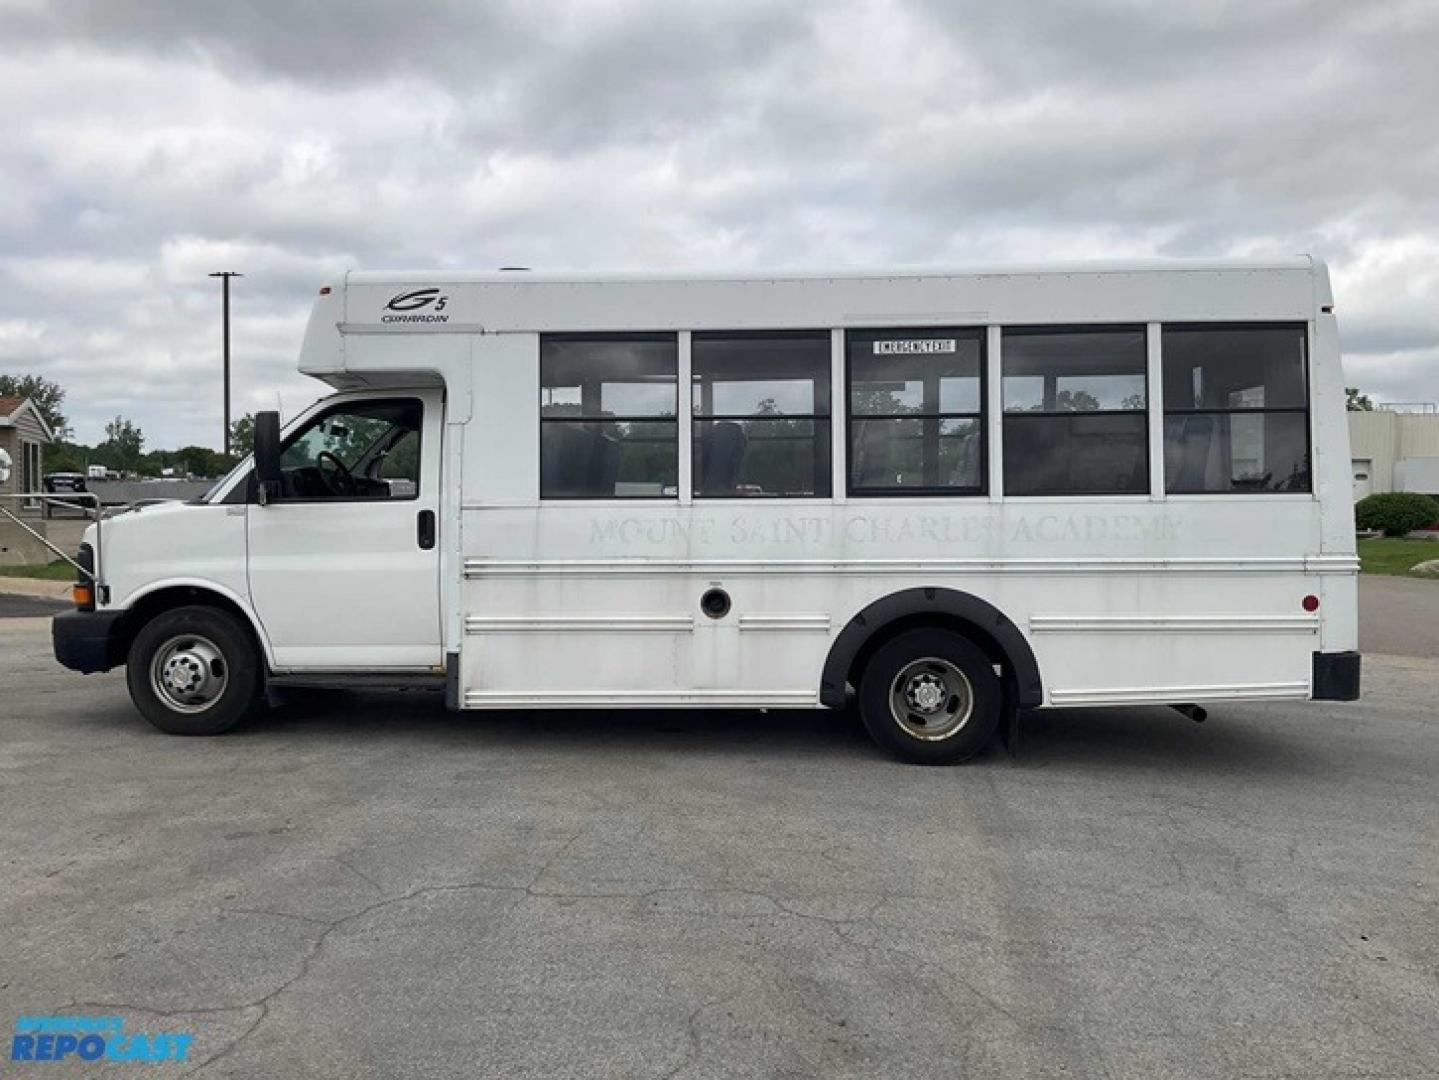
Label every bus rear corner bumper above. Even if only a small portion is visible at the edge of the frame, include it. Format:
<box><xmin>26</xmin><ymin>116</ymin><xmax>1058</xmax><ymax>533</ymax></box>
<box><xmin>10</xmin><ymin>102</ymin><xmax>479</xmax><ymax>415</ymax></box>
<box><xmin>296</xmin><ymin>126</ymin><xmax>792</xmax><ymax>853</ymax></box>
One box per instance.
<box><xmin>1312</xmin><ymin>650</ymin><xmax>1361</xmax><ymax>701</ymax></box>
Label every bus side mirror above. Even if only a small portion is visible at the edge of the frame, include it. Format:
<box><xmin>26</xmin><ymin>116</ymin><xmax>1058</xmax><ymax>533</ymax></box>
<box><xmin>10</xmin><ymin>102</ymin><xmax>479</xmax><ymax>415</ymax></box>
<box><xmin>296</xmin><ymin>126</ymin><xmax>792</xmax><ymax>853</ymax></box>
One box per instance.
<box><xmin>253</xmin><ymin>411</ymin><xmax>283</xmax><ymax>505</ymax></box>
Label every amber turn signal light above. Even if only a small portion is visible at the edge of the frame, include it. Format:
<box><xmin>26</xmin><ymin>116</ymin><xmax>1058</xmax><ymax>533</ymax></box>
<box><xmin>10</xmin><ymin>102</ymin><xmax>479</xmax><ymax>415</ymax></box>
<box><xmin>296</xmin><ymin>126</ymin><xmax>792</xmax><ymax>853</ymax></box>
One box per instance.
<box><xmin>72</xmin><ymin>583</ymin><xmax>93</xmax><ymax>609</ymax></box>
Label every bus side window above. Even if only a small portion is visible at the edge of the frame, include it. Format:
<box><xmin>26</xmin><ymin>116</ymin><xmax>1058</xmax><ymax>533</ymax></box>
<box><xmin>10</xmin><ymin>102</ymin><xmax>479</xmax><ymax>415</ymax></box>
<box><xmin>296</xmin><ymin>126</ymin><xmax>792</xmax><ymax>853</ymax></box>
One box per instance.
<box><xmin>1162</xmin><ymin>324</ymin><xmax>1310</xmax><ymax>494</ymax></box>
<box><xmin>847</xmin><ymin>327</ymin><xmax>985</xmax><ymax>496</ymax></box>
<box><xmin>1001</xmin><ymin>327</ymin><xmax>1148</xmax><ymax>496</ymax></box>
<box><xmin>540</xmin><ymin>334</ymin><xmax>679</xmax><ymax>499</ymax></box>
<box><xmin>692</xmin><ymin>331</ymin><xmax>832</xmax><ymax>498</ymax></box>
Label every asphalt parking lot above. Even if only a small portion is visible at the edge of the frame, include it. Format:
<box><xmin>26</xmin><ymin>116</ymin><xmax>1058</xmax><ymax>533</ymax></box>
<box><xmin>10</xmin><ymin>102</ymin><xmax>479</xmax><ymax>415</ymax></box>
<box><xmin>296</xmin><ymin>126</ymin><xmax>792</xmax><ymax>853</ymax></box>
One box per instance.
<box><xmin>1</xmin><ymin>594</ymin><xmax>1437</xmax><ymax>1078</ymax></box>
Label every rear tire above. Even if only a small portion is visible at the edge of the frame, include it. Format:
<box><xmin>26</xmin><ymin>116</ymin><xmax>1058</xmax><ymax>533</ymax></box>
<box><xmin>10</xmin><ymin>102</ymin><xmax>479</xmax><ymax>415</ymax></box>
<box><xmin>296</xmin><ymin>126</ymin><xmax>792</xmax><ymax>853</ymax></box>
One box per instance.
<box><xmin>126</xmin><ymin>605</ymin><xmax>261</xmax><ymax>735</ymax></box>
<box><xmin>857</xmin><ymin>628</ymin><xmax>1002</xmax><ymax>764</ymax></box>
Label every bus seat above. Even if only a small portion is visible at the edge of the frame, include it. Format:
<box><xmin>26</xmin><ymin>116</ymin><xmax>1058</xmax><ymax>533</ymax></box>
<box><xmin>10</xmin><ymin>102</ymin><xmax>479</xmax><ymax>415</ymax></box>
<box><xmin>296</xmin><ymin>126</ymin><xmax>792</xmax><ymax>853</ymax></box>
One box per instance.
<box><xmin>1175</xmin><ymin>414</ymin><xmax>1215</xmax><ymax>490</ymax></box>
<box><xmin>543</xmin><ymin>423</ymin><xmax>620</xmax><ymax>496</ymax></box>
<box><xmin>700</xmin><ymin>421</ymin><xmax>748</xmax><ymax>494</ymax></box>
<box><xmin>855</xmin><ymin>419</ymin><xmax>898</xmax><ymax>487</ymax></box>
<box><xmin>592</xmin><ymin>431</ymin><xmax>621</xmax><ymax>492</ymax></box>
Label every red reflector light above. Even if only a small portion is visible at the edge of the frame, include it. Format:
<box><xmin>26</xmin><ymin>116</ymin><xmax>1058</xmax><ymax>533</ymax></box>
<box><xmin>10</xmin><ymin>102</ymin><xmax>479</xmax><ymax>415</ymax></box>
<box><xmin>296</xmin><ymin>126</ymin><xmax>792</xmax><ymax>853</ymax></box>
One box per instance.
<box><xmin>1302</xmin><ymin>594</ymin><xmax>1320</xmax><ymax>612</ymax></box>
<box><xmin>319</xmin><ymin>286</ymin><xmax>331</xmax><ymax>295</ymax></box>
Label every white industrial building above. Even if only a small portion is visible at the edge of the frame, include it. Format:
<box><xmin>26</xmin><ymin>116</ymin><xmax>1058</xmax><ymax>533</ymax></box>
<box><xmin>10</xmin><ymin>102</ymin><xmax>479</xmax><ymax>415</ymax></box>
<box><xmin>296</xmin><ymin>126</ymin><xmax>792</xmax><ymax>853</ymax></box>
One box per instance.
<box><xmin>1349</xmin><ymin>408</ymin><xmax>1439</xmax><ymax>501</ymax></box>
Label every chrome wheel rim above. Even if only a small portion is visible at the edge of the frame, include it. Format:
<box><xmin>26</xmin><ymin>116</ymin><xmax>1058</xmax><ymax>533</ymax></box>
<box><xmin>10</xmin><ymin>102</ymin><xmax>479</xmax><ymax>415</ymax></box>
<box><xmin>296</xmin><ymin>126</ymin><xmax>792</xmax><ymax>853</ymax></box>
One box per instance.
<box><xmin>888</xmin><ymin>657</ymin><xmax>973</xmax><ymax>741</ymax></box>
<box><xmin>150</xmin><ymin>634</ymin><xmax>228</xmax><ymax>714</ymax></box>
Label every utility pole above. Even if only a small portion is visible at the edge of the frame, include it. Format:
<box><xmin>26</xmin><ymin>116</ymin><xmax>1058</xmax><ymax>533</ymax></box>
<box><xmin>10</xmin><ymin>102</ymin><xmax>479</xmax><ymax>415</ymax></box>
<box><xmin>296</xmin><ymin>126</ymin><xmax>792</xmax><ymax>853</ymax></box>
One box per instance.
<box><xmin>209</xmin><ymin>271</ymin><xmax>242</xmax><ymax>455</ymax></box>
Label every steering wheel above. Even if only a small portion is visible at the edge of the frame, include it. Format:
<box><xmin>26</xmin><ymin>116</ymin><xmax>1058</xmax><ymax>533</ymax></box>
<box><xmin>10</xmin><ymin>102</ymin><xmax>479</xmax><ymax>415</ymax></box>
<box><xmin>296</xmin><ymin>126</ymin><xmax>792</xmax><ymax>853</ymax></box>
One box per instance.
<box><xmin>315</xmin><ymin>450</ymin><xmax>357</xmax><ymax>496</ymax></box>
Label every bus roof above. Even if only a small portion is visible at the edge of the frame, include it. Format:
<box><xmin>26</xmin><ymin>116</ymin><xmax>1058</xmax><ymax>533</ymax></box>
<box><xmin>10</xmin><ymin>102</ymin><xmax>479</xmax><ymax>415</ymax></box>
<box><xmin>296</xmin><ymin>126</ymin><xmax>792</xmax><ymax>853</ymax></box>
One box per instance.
<box><xmin>344</xmin><ymin>256</ymin><xmax>1320</xmax><ymax>288</ymax></box>
<box><xmin>300</xmin><ymin>257</ymin><xmax>1332</xmax><ymax>379</ymax></box>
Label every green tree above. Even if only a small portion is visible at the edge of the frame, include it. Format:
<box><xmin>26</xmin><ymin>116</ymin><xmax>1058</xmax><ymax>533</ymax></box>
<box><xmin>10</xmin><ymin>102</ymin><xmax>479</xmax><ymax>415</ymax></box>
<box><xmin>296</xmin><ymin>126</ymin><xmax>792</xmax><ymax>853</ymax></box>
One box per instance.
<box><xmin>1025</xmin><ymin>389</ymin><xmax>1102</xmax><ymax>412</ymax></box>
<box><xmin>229</xmin><ymin>414</ymin><xmax>256</xmax><ymax>456</ymax></box>
<box><xmin>851</xmin><ymin>387</ymin><xmax>920</xmax><ymax>416</ymax></box>
<box><xmin>0</xmin><ymin>373</ymin><xmax>71</xmax><ymax>438</ymax></box>
<box><xmin>1346</xmin><ymin>387</ymin><xmax>1374</xmax><ymax>411</ymax></box>
<box><xmin>100</xmin><ymin>415</ymin><xmax>145</xmax><ymax>474</ymax></box>
<box><xmin>45</xmin><ymin>441</ymin><xmax>90</xmax><ymax>474</ymax></box>
<box><xmin>1055</xmin><ymin>389</ymin><xmax>1101</xmax><ymax>411</ymax></box>
<box><xmin>174</xmin><ymin>445</ymin><xmax>235</xmax><ymax>478</ymax></box>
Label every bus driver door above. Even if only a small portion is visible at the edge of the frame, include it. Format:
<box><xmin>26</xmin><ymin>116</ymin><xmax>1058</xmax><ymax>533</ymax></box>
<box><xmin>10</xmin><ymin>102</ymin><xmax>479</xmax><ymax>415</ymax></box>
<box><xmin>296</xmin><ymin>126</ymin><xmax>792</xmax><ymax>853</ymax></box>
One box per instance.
<box><xmin>246</xmin><ymin>392</ymin><xmax>444</xmax><ymax>671</ymax></box>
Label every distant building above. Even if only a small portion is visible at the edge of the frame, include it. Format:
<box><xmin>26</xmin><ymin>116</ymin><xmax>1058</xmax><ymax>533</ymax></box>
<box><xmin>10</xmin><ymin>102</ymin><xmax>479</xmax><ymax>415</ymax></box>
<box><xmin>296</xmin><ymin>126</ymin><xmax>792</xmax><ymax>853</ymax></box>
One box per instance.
<box><xmin>1349</xmin><ymin>407</ymin><xmax>1439</xmax><ymax>501</ymax></box>
<box><xmin>0</xmin><ymin>395</ymin><xmax>56</xmax><ymax>509</ymax></box>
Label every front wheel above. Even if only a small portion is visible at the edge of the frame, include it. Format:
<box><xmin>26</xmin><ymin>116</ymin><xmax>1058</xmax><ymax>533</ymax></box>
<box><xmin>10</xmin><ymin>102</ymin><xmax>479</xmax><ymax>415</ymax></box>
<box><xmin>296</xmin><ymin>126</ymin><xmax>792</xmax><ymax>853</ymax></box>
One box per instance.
<box><xmin>858</xmin><ymin>628</ymin><xmax>1003</xmax><ymax>764</ymax></box>
<box><xmin>125</xmin><ymin>606</ymin><xmax>261</xmax><ymax>735</ymax></box>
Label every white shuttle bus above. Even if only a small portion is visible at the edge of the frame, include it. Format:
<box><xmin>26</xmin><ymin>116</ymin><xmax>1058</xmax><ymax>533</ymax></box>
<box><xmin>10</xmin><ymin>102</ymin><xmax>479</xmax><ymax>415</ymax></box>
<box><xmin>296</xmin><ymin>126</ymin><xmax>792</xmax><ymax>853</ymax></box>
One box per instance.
<box><xmin>53</xmin><ymin>259</ymin><xmax>1360</xmax><ymax>763</ymax></box>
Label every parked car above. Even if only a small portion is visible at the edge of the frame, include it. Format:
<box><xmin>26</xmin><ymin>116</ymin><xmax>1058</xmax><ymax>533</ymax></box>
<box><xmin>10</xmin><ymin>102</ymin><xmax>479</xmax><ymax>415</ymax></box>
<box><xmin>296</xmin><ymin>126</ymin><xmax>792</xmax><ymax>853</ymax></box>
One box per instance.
<box><xmin>41</xmin><ymin>472</ymin><xmax>87</xmax><ymax>517</ymax></box>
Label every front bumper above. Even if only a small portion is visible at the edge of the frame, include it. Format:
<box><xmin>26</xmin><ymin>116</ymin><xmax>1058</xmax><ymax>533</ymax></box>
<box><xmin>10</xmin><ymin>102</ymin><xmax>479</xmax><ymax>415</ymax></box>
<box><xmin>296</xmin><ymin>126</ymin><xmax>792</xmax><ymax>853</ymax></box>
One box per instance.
<box><xmin>52</xmin><ymin>610</ymin><xmax>126</xmax><ymax>674</ymax></box>
<box><xmin>1313</xmin><ymin>650</ymin><xmax>1361</xmax><ymax>701</ymax></box>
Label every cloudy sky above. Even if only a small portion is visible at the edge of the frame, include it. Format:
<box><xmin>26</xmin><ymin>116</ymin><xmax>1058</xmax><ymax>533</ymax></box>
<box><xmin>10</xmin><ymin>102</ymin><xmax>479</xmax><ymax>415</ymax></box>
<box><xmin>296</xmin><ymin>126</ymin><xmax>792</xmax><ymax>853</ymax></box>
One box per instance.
<box><xmin>0</xmin><ymin>0</ymin><xmax>1435</xmax><ymax>447</ymax></box>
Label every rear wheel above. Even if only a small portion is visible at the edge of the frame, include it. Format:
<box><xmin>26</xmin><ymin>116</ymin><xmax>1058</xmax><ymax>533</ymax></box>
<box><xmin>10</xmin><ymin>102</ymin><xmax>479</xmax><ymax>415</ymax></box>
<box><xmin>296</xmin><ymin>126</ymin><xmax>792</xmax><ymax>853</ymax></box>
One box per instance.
<box><xmin>858</xmin><ymin>628</ymin><xmax>1002</xmax><ymax>764</ymax></box>
<box><xmin>125</xmin><ymin>606</ymin><xmax>261</xmax><ymax>735</ymax></box>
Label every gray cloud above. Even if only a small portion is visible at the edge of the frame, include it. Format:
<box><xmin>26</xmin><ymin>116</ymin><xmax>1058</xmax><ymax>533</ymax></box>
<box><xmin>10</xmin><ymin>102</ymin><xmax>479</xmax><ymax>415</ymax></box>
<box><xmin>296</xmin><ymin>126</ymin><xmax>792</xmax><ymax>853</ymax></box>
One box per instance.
<box><xmin>0</xmin><ymin>0</ymin><xmax>1435</xmax><ymax>446</ymax></box>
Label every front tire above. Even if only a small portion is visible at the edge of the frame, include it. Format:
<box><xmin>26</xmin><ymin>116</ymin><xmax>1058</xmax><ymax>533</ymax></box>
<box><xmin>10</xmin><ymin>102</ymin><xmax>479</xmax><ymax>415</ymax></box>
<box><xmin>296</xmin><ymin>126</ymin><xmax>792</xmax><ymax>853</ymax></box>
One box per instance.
<box><xmin>126</xmin><ymin>606</ymin><xmax>261</xmax><ymax>735</ymax></box>
<box><xmin>857</xmin><ymin>628</ymin><xmax>1002</xmax><ymax>764</ymax></box>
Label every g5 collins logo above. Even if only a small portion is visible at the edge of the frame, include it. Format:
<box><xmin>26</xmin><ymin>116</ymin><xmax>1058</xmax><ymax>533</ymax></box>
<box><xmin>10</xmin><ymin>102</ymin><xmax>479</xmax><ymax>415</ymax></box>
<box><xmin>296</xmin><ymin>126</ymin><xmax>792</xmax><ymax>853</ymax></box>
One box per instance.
<box><xmin>382</xmin><ymin>288</ymin><xmax>450</xmax><ymax>324</ymax></box>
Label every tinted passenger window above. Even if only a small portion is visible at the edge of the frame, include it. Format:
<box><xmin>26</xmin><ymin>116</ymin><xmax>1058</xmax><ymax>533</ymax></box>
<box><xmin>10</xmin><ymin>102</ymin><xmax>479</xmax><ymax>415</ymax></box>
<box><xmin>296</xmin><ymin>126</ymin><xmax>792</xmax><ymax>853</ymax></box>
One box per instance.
<box><xmin>1002</xmin><ymin>327</ymin><xmax>1148</xmax><ymax>495</ymax></box>
<box><xmin>1163</xmin><ymin>324</ymin><xmax>1310</xmax><ymax>493</ymax></box>
<box><xmin>692</xmin><ymin>332</ymin><xmax>831</xmax><ymax>497</ymax></box>
<box><xmin>541</xmin><ymin>335</ymin><xmax>678</xmax><ymax>498</ymax></box>
<box><xmin>849</xmin><ymin>328</ymin><xmax>984</xmax><ymax>493</ymax></box>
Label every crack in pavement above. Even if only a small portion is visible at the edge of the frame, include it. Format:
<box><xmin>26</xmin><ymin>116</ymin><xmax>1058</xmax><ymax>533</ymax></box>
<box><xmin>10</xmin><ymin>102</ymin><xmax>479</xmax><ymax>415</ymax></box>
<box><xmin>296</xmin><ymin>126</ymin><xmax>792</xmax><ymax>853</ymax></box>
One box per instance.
<box><xmin>55</xmin><ymin>841</ymin><xmax>1016</xmax><ymax>1078</ymax></box>
<box><xmin>331</xmin><ymin>855</ymin><xmax>386</xmax><ymax>894</ymax></box>
<box><xmin>658</xmin><ymin>991</ymin><xmax>741</xmax><ymax>1080</ymax></box>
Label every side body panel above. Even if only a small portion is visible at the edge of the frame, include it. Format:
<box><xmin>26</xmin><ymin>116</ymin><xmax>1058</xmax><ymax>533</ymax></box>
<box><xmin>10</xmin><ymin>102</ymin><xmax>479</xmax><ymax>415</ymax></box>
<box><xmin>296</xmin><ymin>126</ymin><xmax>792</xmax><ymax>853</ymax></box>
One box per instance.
<box><xmin>458</xmin><ymin>500</ymin><xmax>1346</xmax><ymax>708</ymax></box>
<box><xmin>100</xmin><ymin>502</ymin><xmax>254</xmax><ymax>619</ymax></box>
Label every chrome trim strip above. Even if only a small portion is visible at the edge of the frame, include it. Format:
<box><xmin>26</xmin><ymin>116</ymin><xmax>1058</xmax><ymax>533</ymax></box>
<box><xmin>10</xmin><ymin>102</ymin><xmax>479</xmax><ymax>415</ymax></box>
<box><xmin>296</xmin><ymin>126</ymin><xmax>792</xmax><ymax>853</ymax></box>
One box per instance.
<box><xmin>1048</xmin><ymin>681</ymin><xmax>1310</xmax><ymax>706</ymax></box>
<box><xmin>462</xmin><ymin>688</ymin><xmax>819</xmax><ymax>707</ymax></box>
<box><xmin>464</xmin><ymin>555</ymin><xmax>1360</xmax><ymax>578</ymax></box>
<box><xmin>1030</xmin><ymin>614</ymin><xmax>1320</xmax><ymax>633</ymax></box>
<box><xmin>736</xmin><ymin>614</ymin><xmax>832</xmax><ymax>632</ymax></box>
<box><xmin>465</xmin><ymin>615</ymin><xmax>694</xmax><ymax>634</ymax></box>
<box><xmin>338</xmin><ymin>322</ymin><xmax>487</xmax><ymax>334</ymax></box>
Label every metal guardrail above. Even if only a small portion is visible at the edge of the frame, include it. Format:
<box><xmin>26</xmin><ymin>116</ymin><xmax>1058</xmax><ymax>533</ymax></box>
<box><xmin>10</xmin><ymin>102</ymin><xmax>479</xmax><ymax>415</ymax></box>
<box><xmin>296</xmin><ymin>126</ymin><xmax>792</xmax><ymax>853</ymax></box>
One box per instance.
<box><xmin>3</xmin><ymin>490</ymin><xmax>203</xmax><ymax>601</ymax></box>
<box><xmin>0</xmin><ymin>492</ymin><xmax>104</xmax><ymax>585</ymax></box>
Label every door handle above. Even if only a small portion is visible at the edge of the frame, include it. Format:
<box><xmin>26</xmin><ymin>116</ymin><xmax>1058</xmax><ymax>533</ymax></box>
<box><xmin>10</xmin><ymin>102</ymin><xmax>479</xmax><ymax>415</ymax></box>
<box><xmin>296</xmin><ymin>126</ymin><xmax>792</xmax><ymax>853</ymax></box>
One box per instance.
<box><xmin>417</xmin><ymin>509</ymin><xmax>436</xmax><ymax>550</ymax></box>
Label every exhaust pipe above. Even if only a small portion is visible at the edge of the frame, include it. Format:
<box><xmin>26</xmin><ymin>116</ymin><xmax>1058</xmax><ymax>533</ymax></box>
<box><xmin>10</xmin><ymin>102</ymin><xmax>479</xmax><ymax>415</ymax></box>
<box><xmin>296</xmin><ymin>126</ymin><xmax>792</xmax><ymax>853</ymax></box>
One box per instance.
<box><xmin>1170</xmin><ymin>703</ymin><xmax>1207</xmax><ymax>723</ymax></box>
